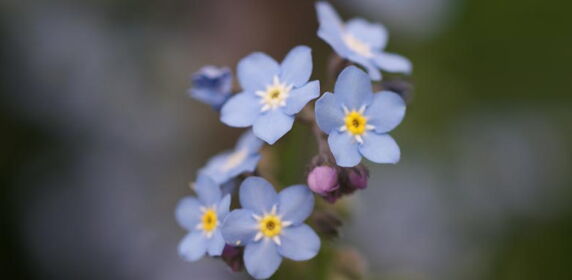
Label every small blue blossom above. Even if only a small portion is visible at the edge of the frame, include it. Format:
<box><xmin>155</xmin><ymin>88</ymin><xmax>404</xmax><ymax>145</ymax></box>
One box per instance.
<box><xmin>315</xmin><ymin>66</ymin><xmax>406</xmax><ymax>167</ymax></box>
<box><xmin>176</xmin><ymin>175</ymin><xmax>231</xmax><ymax>262</ymax></box>
<box><xmin>199</xmin><ymin>129</ymin><xmax>263</xmax><ymax>185</ymax></box>
<box><xmin>189</xmin><ymin>66</ymin><xmax>232</xmax><ymax>110</ymax></box>
<box><xmin>315</xmin><ymin>2</ymin><xmax>412</xmax><ymax>81</ymax></box>
<box><xmin>221</xmin><ymin>177</ymin><xmax>320</xmax><ymax>279</ymax></box>
<box><xmin>220</xmin><ymin>46</ymin><xmax>320</xmax><ymax>144</ymax></box>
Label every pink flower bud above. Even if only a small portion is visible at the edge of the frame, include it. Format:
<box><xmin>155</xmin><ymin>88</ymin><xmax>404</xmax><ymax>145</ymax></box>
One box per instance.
<box><xmin>307</xmin><ymin>166</ymin><xmax>339</xmax><ymax>195</ymax></box>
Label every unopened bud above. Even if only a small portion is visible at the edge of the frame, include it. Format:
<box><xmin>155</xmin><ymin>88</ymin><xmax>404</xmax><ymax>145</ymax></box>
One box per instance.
<box><xmin>348</xmin><ymin>165</ymin><xmax>368</xmax><ymax>190</ymax></box>
<box><xmin>307</xmin><ymin>166</ymin><xmax>339</xmax><ymax>195</ymax></box>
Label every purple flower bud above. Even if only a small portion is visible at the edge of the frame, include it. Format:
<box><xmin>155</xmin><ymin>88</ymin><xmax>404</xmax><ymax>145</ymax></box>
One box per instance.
<box><xmin>189</xmin><ymin>66</ymin><xmax>232</xmax><ymax>110</ymax></box>
<box><xmin>307</xmin><ymin>166</ymin><xmax>339</xmax><ymax>195</ymax></box>
<box><xmin>348</xmin><ymin>166</ymin><xmax>368</xmax><ymax>190</ymax></box>
<box><xmin>221</xmin><ymin>245</ymin><xmax>243</xmax><ymax>272</ymax></box>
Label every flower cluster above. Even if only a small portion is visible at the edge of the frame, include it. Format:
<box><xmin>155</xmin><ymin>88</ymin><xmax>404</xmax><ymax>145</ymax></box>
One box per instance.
<box><xmin>178</xmin><ymin>2</ymin><xmax>412</xmax><ymax>279</ymax></box>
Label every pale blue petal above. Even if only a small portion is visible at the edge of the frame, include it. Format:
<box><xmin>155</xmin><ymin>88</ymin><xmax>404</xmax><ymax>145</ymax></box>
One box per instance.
<box><xmin>239</xmin><ymin>176</ymin><xmax>278</xmax><ymax>214</ymax></box>
<box><xmin>236</xmin><ymin>129</ymin><xmax>264</xmax><ymax>152</ymax></box>
<box><xmin>253</xmin><ymin>109</ymin><xmax>294</xmax><ymax>145</ymax></box>
<box><xmin>333</xmin><ymin>66</ymin><xmax>373</xmax><ymax>109</ymax></box>
<box><xmin>359</xmin><ymin>133</ymin><xmax>400</xmax><ymax>164</ymax></box>
<box><xmin>178</xmin><ymin>231</ymin><xmax>207</xmax><ymax>262</ymax></box>
<box><xmin>315</xmin><ymin>2</ymin><xmax>344</xmax><ymax>35</ymax></box>
<box><xmin>235</xmin><ymin>154</ymin><xmax>261</xmax><ymax>176</ymax></box>
<box><xmin>238</xmin><ymin>53</ymin><xmax>280</xmax><ymax>92</ymax></box>
<box><xmin>195</xmin><ymin>174</ymin><xmax>221</xmax><ymax>206</ymax></box>
<box><xmin>280</xmin><ymin>45</ymin><xmax>313</xmax><ymax>87</ymax></box>
<box><xmin>217</xmin><ymin>194</ymin><xmax>231</xmax><ymax>218</ymax></box>
<box><xmin>220</xmin><ymin>179</ymin><xmax>237</xmax><ymax>197</ymax></box>
<box><xmin>347</xmin><ymin>53</ymin><xmax>382</xmax><ymax>81</ymax></box>
<box><xmin>278</xmin><ymin>224</ymin><xmax>321</xmax><ymax>261</ymax></box>
<box><xmin>278</xmin><ymin>185</ymin><xmax>314</xmax><ymax>225</ymax></box>
<box><xmin>366</xmin><ymin>91</ymin><xmax>406</xmax><ymax>134</ymax></box>
<box><xmin>328</xmin><ymin>132</ymin><xmax>361</xmax><ymax>167</ymax></box>
<box><xmin>315</xmin><ymin>92</ymin><xmax>344</xmax><ymax>134</ymax></box>
<box><xmin>318</xmin><ymin>29</ymin><xmax>352</xmax><ymax>59</ymax></box>
<box><xmin>346</xmin><ymin>18</ymin><xmax>388</xmax><ymax>50</ymax></box>
<box><xmin>284</xmin><ymin>80</ymin><xmax>320</xmax><ymax>115</ymax></box>
<box><xmin>373</xmin><ymin>52</ymin><xmax>412</xmax><ymax>74</ymax></box>
<box><xmin>175</xmin><ymin>197</ymin><xmax>202</xmax><ymax>231</ymax></box>
<box><xmin>207</xmin><ymin>229</ymin><xmax>225</xmax><ymax>256</ymax></box>
<box><xmin>220</xmin><ymin>92</ymin><xmax>261</xmax><ymax>127</ymax></box>
<box><xmin>198</xmin><ymin>152</ymin><xmax>230</xmax><ymax>185</ymax></box>
<box><xmin>221</xmin><ymin>209</ymin><xmax>258</xmax><ymax>245</ymax></box>
<box><xmin>244</xmin><ymin>240</ymin><xmax>282</xmax><ymax>280</ymax></box>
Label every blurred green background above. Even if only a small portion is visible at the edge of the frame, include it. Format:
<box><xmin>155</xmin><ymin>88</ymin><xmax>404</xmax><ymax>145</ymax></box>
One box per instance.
<box><xmin>1</xmin><ymin>0</ymin><xmax>571</xmax><ymax>279</ymax></box>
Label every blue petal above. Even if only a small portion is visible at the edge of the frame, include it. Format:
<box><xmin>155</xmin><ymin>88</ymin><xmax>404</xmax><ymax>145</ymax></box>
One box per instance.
<box><xmin>244</xmin><ymin>240</ymin><xmax>282</xmax><ymax>279</ymax></box>
<box><xmin>220</xmin><ymin>92</ymin><xmax>261</xmax><ymax>127</ymax></box>
<box><xmin>199</xmin><ymin>153</ymin><xmax>231</xmax><ymax>185</ymax></box>
<box><xmin>315</xmin><ymin>92</ymin><xmax>344</xmax><ymax>134</ymax></box>
<box><xmin>318</xmin><ymin>29</ymin><xmax>352</xmax><ymax>59</ymax></box>
<box><xmin>278</xmin><ymin>224</ymin><xmax>321</xmax><ymax>261</ymax></box>
<box><xmin>238</xmin><ymin>53</ymin><xmax>280</xmax><ymax>92</ymax></box>
<box><xmin>236</xmin><ymin>129</ymin><xmax>264</xmax><ymax>152</ymax></box>
<box><xmin>221</xmin><ymin>179</ymin><xmax>237</xmax><ymax>197</ymax></box>
<box><xmin>283</xmin><ymin>80</ymin><xmax>320</xmax><ymax>115</ymax></box>
<box><xmin>253</xmin><ymin>109</ymin><xmax>294</xmax><ymax>145</ymax></box>
<box><xmin>333</xmin><ymin>66</ymin><xmax>373</xmax><ymax>109</ymax></box>
<box><xmin>175</xmin><ymin>196</ymin><xmax>202</xmax><ymax>231</ymax></box>
<box><xmin>280</xmin><ymin>46</ymin><xmax>313</xmax><ymax>87</ymax></box>
<box><xmin>359</xmin><ymin>133</ymin><xmax>400</xmax><ymax>164</ymax></box>
<box><xmin>239</xmin><ymin>176</ymin><xmax>278</xmax><ymax>214</ymax></box>
<box><xmin>373</xmin><ymin>52</ymin><xmax>412</xmax><ymax>74</ymax></box>
<box><xmin>207</xmin><ymin>229</ymin><xmax>226</xmax><ymax>256</ymax></box>
<box><xmin>346</xmin><ymin>18</ymin><xmax>388</xmax><ymax>50</ymax></box>
<box><xmin>366</xmin><ymin>91</ymin><xmax>406</xmax><ymax>134</ymax></box>
<box><xmin>221</xmin><ymin>209</ymin><xmax>258</xmax><ymax>246</ymax></box>
<box><xmin>347</xmin><ymin>53</ymin><xmax>382</xmax><ymax>81</ymax></box>
<box><xmin>278</xmin><ymin>185</ymin><xmax>314</xmax><ymax>225</ymax></box>
<box><xmin>178</xmin><ymin>231</ymin><xmax>207</xmax><ymax>262</ymax></box>
<box><xmin>328</xmin><ymin>132</ymin><xmax>361</xmax><ymax>167</ymax></box>
<box><xmin>217</xmin><ymin>194</ymin><xmax>231</xmax><ymax>218</ymax></box>
<box><xmin>315</xmin><ymin>2</ymin><xmax>344</xmax><ymax>36</ymax></box>
<box><xmin>195</xmin><ymin>174</ymin><xmax>221</xmax><ymax>206</ymax></box>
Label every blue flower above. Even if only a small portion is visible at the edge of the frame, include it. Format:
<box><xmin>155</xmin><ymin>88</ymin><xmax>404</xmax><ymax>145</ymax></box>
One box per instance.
<box><xmin>221</xmin><ymin>177</ymin><xmax>320</xmax><ymax>279</ymax></box>
<box><xmin>189</xmin><ymin>66</ymin><xmax>232</xmax><ymax>110</ymax></box>
<box><xmin>220</xmin><ymin>46</ymin><xmax>320</xmax><ymax>144</ymax></box>
<box><xmin>315</xmin><ymin>66</ymin><xmax>406</xmax><ymax>167</ymax></box>
<box><xmin>315</xmin><ymin>2</ymin><xmax>412</xmax><ymax>81</ymax></box>
<box><xmin>175</xmin><ymin>175</ymin><xmax>231</xmax><ymax>262</ymax></box>
<box><xmin>199</xmin><ymin>130</ymin><xmax>263</xmax><ymax>185</ymax></box>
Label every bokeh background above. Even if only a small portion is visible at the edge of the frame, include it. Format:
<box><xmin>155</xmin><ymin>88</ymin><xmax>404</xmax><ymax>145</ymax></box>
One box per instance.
<box><xmin>2</xmin><ymin>0</ymin><xmax>571</xmax><ymax>279</ymax></box>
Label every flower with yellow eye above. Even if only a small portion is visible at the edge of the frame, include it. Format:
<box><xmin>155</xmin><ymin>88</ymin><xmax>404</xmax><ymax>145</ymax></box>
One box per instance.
<box><xmin>175</xmin><ymin>175</ymin><xmax>231</xmax><ymax>262</ymax></box>
<box><xmin>221</xmin><ymin>177</ymin><xmax>320</xmax><ymax>280</ymax></box>
<box><xmin>315</xmin><ymin>66</ymin><xmax>406</xmax><ymax>167</ymax></box>
<box><xmin>315</xmin><ymin>1</ymin><xmax>412</xmax><ymax>81</ymax></box>
<box><xmin>220</xmin><ymin>46</ymin><xmax>320</xmax><ymax>145</ymax></box>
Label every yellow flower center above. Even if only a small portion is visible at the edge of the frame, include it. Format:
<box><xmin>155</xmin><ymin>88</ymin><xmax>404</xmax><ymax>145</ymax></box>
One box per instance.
<box><xmin>256</xmin><ymin>76</ymin><xmax>292</xmax><ymax>112</ymax></box>
<box><xmin>343</xmin><ymin>33</ymin><xmax>374</xmax><ymax>58</ymax></box>
<box><xmin>259</xmin><ymin>214</ymin><xmax>282</xmax><ymax>238</ymax></box>
<box><xmin>201</xmin><ymin>209</ymin><xmax>218</xmax><ymax>232</ymax></box>
<box><xmin>344</xmin><ymin>111</ymin><xmax>368</xmax><ymax>135</ymax></box>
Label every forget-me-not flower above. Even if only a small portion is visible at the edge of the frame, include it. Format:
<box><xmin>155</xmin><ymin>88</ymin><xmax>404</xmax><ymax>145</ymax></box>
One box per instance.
<box><xmin>221</xmin><ymin>177</ymin><xmax>320</xmax><ymax>279</ymax></box>
<box><xmin>315</xmin><ymin>1</ymin><xmax>412</xmax><ymax>81</ymax></box>
<box><xmin>220</xmin><ymin>46</ymin><xmax>320</xmax><ymax>144</ymax></box>
<box><xmin>199</xmin><ymin>129</ymin><xmax>263</xmax><ymax>185</ymax></box>
<box><xmin>315</xmin><ymin>66</ymin><xmax>406</xmax><ymax>167</ymax></box>
<box><xmin>189</xmin><ymin>66</ymin><xmax>232</xmax><ymax>110</ymax></box>
<box><xmin>176</xmin><ymin>175</ymin><xmax>231</xmax><ymax>262</ymax></box>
